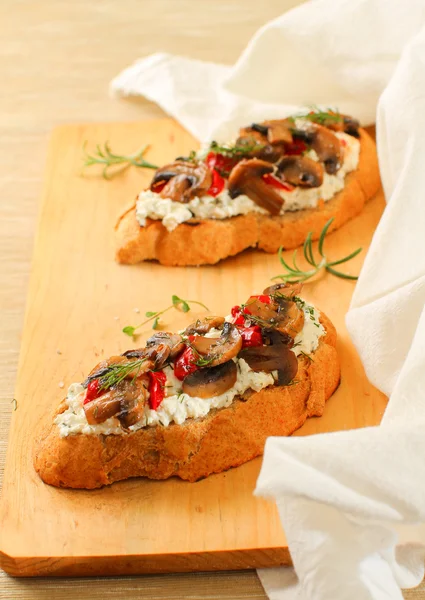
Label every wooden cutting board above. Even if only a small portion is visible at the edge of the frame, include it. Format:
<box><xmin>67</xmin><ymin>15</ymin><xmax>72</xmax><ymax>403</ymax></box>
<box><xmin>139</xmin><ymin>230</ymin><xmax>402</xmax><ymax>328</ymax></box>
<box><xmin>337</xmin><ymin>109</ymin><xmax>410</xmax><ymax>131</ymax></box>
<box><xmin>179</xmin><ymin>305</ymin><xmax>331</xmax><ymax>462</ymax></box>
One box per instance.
<box><xmin>0</xmin><ymin>119</ymin><xmax>387</xmax><ymax>577</ymax></box>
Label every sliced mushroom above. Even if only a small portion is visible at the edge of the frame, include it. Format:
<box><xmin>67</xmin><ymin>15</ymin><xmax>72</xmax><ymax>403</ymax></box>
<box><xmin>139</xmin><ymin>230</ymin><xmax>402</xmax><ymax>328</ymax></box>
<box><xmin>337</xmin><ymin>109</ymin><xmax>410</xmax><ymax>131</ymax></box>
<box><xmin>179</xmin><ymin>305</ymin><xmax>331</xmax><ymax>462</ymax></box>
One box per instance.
<box><xmin>184</xmin><ymin>316</ymin><xmax>225</xmax><ymax>336</ymax></box>
<box><xmin>263</xmin><ymin>282</ymin><xmax>303</xmax><ymax>298</ymax></box>
<box><xmin>263</xmin><ymin>119</ymin><xmax>293</xmax><ymax>144</ymax></box>
<box><xmin>227</xmin><ymin>159</ymin><xmax>285</xmax><ymax>215</ymax></box>
<box><xmin>150</xmin><ymin>161</ymin><xmax>212</xmax><ymax>203</ymax></box>
<box><xmin>240</xmin><ymin>119</ymin><xmax>293</xmax><ymax>145</ymax></box>
<box><xmin>190</xmin><ymin>322</ymin><xmax>242</xmax><ymax>367</ymax></box>
<box><xmin>182</xmin><ymin>360</ymin><xmax>237</xmax><ymax>399</ymax></box>
<box><xmin>239</xmin><ymin>344</ymin><xmax>298</xmax><ymax>386</ymax></box>
<box><xmin>317</xmin><ymin>114</ymin><xmax>360</xmax><ymax>138</ymax></box>
<box><xmin>261</xmin><ymin>327</ymin><xmax>294</xmax><ymax>349</ymax></box>
<box><xmin>117</xmin><ymin>376</ymin><xmax>149</xmax><ymax>429</ymax></box>
<box><xmin>146</xmin><ymin>332</ymin><xmax>185</xmax><ymax>360</ymax></box>
<box><xmin>244</xmin><ymin>295</ymin><xmax>304</xmax><ymax>338</ymax></box>
<box><xmin>84</xmin><ymin>392</ymin><xmax>122</xmax><ymax>425</ymax></box>
<box><xmin>84</xmin><ymin>376</ymin><xmax>148</xmax><ymax>426</ymax></box>
<box><xmin>310</xmin><ymin>124</ymin><xmax>342</xmax><ymax>174</ymax></box>
<box><xmin>274</xmin><ymin>297</ymin><xmax>305</xmax><ymax>338</ymax></box>
<box><xmin>277</xmin><ymin>156</ymin><xmax>323</xmax><ymax>188</ymax></box>
<box><xmin>292</xmin><ymin>123</ymin><xmax>342</xmax><ymax>175</ymax></box>
<box><xmin>235</xmin><ymin>136</ymin><xmax>283</xmax><ymax>163</ymax></box>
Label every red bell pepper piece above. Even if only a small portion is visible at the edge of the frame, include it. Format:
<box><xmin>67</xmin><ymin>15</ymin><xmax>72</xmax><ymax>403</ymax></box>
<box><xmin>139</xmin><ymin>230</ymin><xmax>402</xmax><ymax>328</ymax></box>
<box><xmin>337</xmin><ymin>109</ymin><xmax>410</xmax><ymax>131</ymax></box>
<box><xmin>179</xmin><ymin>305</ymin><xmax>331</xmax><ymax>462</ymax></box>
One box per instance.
<box><xmin>151</xmin><ymin>180</ymin><xmax>167</xmax><ymax>194</ymax></box>
<box><xmin>262</xmin><ymin>173</ymin><xmax>294</xmax><ymax>192</ymax></box>
<box><xmin>249</xmin><ymin>294</ymin><xmax>271</xmax><ymax>304</ymax></box>
<box><xmin>284</xmin><ymin>138</ymin><xmax>307</xmax><ymax>156</ymax></box>
<box><xmin>240</xmin><ymin>326</ymin><xmax>263</xmax><ymax>348</ymax></box>
<box><xmin>207</xmin><ymin>168</ymin><xmax>225</xmax><ymax>197</ymax></box>
<box><xmin>84</xmin><ymin>379</ymin><xmax>100</xmax><ymax>404</ymax></box>
<box><xmin>205</xmin><ymin>152</ymin><xmax>236</xmax><ymax>174</ymax></box>
<box><xmin>173</xmin><ymin>346</ymin><xmax>199</xmax><ymax>381</ymax></box>
<box><xmin>230</xmin><ymin>305</ymin><xmax>246</xmax><ymax>325</ymax></box>
<box><xmin>148</xmin><ymin>370</ymin><xmax>167</xmax><ymax>410</ymax></box>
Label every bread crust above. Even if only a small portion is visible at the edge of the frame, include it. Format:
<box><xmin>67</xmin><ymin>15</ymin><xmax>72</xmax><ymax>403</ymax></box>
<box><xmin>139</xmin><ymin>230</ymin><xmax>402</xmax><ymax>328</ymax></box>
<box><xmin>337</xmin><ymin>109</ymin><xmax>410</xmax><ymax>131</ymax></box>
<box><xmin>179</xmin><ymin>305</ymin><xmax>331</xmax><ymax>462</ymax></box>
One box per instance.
<box><xmin>115</xmin><ymin>129</ymin><xmax>380</xmax><ymax>266</ymax></box>
<box><xmin>34</xmin><ymin>313</ymin><xmax>340</xmax><ymax>489</ymax></box>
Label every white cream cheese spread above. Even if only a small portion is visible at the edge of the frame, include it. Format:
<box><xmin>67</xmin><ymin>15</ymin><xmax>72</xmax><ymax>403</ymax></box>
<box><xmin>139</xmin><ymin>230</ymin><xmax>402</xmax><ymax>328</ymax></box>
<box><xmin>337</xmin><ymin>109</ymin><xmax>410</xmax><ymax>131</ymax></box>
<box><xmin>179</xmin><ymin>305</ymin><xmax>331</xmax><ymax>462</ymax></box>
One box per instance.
<box><xmin>135</xmin><ymin>131</ymin><xmax>360</xmax><ymax>232</ymax></box>
<box><xmin>56</xmin><ymin>301</ymin><xmax>325</xmax><ymax>438</ymax></box>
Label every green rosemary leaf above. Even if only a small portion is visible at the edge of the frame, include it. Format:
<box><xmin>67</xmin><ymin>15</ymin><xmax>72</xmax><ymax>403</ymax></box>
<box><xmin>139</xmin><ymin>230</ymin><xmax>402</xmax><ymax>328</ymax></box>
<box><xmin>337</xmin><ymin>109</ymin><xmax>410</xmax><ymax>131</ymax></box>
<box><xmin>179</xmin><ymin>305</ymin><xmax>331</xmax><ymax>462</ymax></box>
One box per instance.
<box><xmin>82</xmin><ymin>141</ymin><xmax>157</xmax><ymax>179</ymax></box>
<box><xmin>318</xmin><ymin>218</ymin><xmax>334</xmax><ymax>257</ymax></box>
<box><xmin>145</xmin><ymin>311</ymin><xmax>157</xmax><ymax>317</ymax></box>
<box><xmin>152</xmin><ymin>317</ymin><xmax>160</xmax><ymax>329</ymax></box>
<box><xmin>327</xmin><ymin>246</ymin><xmax>362</xmax><ymax>267</ymax></box>
<box><xmin>325</xmin><ymin>266</ymin><xmax>359</xmax><ymax>280</ymax></box>
<box><xmin>273</xmin><ymin>220</ymin><xmax>362</xmax><ymax>284</ymax></box>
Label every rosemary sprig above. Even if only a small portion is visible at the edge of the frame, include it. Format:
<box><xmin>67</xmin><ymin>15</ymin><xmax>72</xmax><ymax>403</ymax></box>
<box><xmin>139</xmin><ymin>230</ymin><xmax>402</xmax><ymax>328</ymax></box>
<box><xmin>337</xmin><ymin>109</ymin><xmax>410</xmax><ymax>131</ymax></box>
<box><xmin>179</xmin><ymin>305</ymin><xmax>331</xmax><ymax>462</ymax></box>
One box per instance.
<box><xmin>97</xmin><ymin>359</ymin><xmax>146</xmax><ymax>391</ymax></box>
<box><xmin>123</xmin><ymin>295</ymin><xmax>210</xmax><ymax>337</ymax></box>
<box><xmin>273</xmin><ymin>218</ymin><xmax>362</xmax><ymax>284</ymax></box>
<box><xmin>209</xmin><ymin>140</ymin><xmax>265</xmax><ymax>157</ymax></box>
<box><xmin>82</xmin><ymin>141</ymin><xmax>158</xmax><ymax>179</ymax></box>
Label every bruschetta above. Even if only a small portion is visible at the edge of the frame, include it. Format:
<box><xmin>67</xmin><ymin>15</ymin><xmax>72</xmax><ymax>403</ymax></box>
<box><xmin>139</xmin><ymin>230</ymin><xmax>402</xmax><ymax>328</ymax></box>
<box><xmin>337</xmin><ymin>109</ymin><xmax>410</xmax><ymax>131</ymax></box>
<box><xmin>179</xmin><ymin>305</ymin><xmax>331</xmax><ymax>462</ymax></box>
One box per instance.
<box><xmin>116</xmin><ymin>110</ymin><xmax>379</xmax><ymax>266</ymax></box>
<box><xmin>34</xmin><ymin>283</ymin><xmax>340</xmax><ymax>489</ymax></box>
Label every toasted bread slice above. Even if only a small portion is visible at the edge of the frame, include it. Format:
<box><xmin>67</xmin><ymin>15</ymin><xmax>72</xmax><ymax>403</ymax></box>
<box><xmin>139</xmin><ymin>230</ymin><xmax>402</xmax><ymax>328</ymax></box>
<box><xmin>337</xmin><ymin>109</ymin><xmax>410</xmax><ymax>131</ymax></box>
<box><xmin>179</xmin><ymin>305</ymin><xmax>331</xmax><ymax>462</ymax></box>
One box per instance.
<box><xmin>115</xmin><ymin>129</ymin><xmax>379</xmax><ymax>266</ymax></box>
<box><xmin>34</xmin><ymin>313</ymin><xmax>339</xmax><ymax>489</ymax></box>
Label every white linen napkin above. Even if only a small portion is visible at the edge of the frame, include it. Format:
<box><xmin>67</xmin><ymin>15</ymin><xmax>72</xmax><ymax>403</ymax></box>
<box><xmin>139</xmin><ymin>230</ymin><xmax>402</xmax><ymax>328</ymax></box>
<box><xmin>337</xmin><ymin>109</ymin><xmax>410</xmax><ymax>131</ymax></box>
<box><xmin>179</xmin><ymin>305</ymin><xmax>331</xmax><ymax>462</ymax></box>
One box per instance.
<box><xmin>110</xmin><ymin>1</ymin><xmax>425</xmax><ymax>597</ymax></box>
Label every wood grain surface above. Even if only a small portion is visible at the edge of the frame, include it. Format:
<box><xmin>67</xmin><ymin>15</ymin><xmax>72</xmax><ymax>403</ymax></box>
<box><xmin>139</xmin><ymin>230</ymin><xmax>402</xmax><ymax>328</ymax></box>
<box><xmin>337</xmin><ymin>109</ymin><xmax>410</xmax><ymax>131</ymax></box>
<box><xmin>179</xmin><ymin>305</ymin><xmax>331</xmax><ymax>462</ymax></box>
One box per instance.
<box><xmin>0</xmin><ymin>118</ymin><xmax>387</xmax><ymax>578</ymax></box>
<box><xmin>0</xmin><ymin>0</ymin><xmax>423</xmax><ymax>597</ymax></box>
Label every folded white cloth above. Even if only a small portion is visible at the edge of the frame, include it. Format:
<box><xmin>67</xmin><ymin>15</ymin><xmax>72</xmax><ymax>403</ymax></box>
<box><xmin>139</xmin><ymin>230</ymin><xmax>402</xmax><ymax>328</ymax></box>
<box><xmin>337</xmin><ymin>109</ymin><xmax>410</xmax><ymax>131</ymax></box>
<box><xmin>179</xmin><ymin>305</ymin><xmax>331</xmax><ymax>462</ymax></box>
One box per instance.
<box><xmin>111</xmin><ymin>1</ymin><xmax>425</xmax><ymax>597</ymax></box>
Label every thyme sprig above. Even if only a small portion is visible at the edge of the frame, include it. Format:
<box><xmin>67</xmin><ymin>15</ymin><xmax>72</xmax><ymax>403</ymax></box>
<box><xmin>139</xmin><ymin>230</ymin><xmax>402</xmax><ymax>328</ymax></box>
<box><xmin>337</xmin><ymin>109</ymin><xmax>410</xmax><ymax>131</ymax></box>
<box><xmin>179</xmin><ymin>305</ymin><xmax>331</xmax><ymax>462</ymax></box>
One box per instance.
<box><xmin>96</xmin><ymin>359</ymin><xmax>147</xmax><ymax>391</ymax></box>
<box><xmin>123</xmin><ymin>295</ymin><xmax>209</xmax><ymax>337</ymax></box>
<box><xmin>273</xmin><ymin>218</ymin><xmax>362</xmax><ymax>284</ymax></box>
<box><xmin>184</xmin><ymin>340</ymin><xmax>216</xmax><ymax>368</ymax></box>
<box><xmin>82</xmin><ymin>141</ymin><xmax>158</xmax><ymax>179</ymax></box>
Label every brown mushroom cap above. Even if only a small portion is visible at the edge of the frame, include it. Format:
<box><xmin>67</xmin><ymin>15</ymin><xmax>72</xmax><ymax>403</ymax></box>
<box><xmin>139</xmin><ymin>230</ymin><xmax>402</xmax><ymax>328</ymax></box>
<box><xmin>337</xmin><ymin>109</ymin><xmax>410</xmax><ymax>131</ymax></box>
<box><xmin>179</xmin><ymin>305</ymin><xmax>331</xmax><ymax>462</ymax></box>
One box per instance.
<box><xmin>150</xmin><ymin>161</ymin><xmax>212</xmax><ymax>203</ymax></box>
<box><xmin>263</xmin><ymin>282</ymin><xmax>303</xmax><ymax>298</ymax></box>
<box><xmin>243</xmin><ymin>295</ymin><xmax>304</xmax><ymax>339</ymax></box>
<box><xmin>84</xmin><ymin>376</ymin><xmax>148</xmax><ymax>427</ymax></box>
<box><xmin>317</xmin><ymin>114</ymin><xmax>360</xmax><ymax>138</ymax></box>
<box><xmin>239</xmin><ymin>344</ymin><xmax>298</xmax><ymax>386</ymax></box>
<box><xmin>146</xmin><ymin>332</ymin><xmax>185</xmax><ymax>360</ymax></box>
<box><xmin>262</xmin><ymin>119</ymin><xmax>293</xmax><ymax>144</ymax></box>
<box><xmin>184</xmin><ymin>316</ymin><xmax>225</xmax><ymax>336</ymax></box>
<box><xmin>240</xmin><ymin>119</ymin><xmax>293</xmax><ymax>145</ymax></box>
<box><xmin>277</xmin><ymin>156</ymin><xmax>324</xmax><ymax>188</ymax></box>
<box><xmin>190</xmin><ymin>322</ymin><xmax>242</xmax><ymax>367</ymax></box>
<box><xmin>292</xmin><ymin>123</ymin><xmax>342</xmax><ymax>175</ymax></box>
<box><xmin>227</xmin><ymin>158</ymin><xmax>285</xmax><ymax>215</ymax></box>
<box><xmin>182</xmin><ymin>360</ymin><xmax>237</xmax><ymax>399</ymax></box>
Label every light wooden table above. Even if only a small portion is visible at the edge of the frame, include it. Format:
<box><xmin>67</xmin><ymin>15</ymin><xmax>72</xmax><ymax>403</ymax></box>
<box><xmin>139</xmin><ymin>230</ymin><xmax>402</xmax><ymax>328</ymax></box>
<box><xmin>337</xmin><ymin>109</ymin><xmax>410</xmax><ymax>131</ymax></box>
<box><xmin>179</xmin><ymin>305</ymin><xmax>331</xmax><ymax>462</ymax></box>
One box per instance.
<box><xmin>0</xmin><ymin>1</ymin><xmax>423</xmax><ymax>598</ymax></box>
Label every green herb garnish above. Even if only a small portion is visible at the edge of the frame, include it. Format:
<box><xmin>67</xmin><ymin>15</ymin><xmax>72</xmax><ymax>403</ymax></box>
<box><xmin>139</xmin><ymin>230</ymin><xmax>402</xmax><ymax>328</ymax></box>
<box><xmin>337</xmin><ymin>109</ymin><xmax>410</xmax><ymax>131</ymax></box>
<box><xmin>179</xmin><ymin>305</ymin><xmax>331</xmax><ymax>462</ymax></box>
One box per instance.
<box><xmin>273</xmin><ymin>218</ymin><xmax>362</xmax><ymax>284</ymax></box>
<box><xmin>289</xmin><ymin>107</ymin><xmax>343</xmax><ymax>126</ymax></box>
<box><xmin>82</xmin><ymin>141</ymin><xmax>158</xmax><ymax>179</ymax></box>
<box><xmin>123</xmin><ymin>295</ymin><xmax>209</xmax><ymax>337</ymax></box>
<box><xmin>97</xmin><ymin>359</ymin><xmax>146</xmax><ymax>392</ymax></box>
<box><xmin>209</xmin><ymin>140</ymin><xmax>265</xmax><ymax>157</ymax></box>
